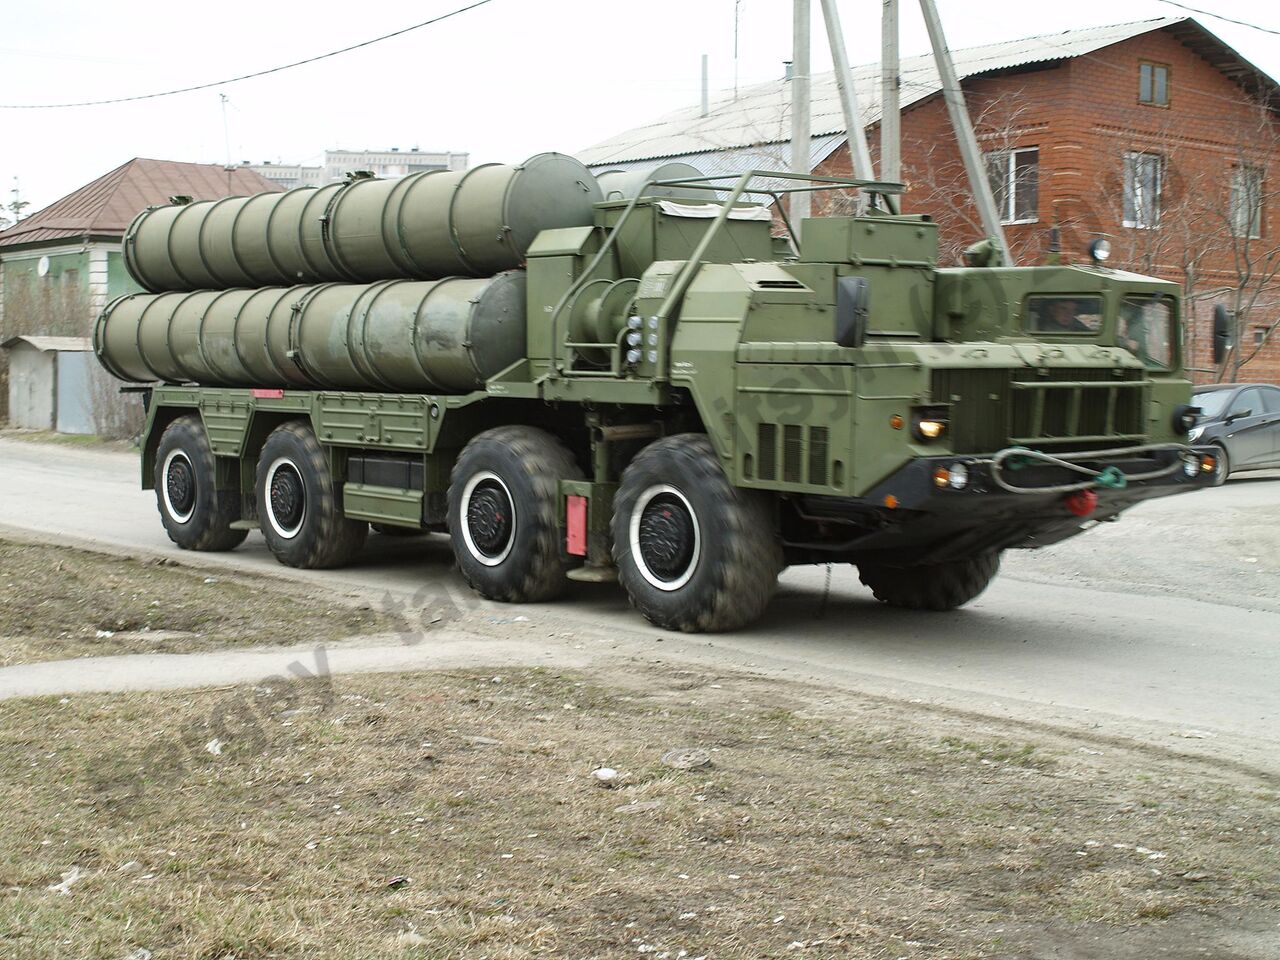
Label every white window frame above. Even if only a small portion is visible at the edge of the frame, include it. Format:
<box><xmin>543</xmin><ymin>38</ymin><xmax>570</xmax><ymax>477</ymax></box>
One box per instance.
<box><xmin>985</xmin><ymin>146</ymin><xmax>1039</xmax><ymax>225</ymax></box>
<box><xmin>1123</xmin><ymin>152</ymin><xmax>1163</xmax><ymax>229</ymax></box>
<box><xmin>1230</xmin><ymin>164</ymin><xmax>1263</xmax><ymax>239</ymax></box>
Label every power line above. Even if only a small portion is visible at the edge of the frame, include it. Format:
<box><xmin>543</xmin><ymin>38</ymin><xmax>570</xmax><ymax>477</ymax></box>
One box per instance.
<box><xmin>0</xmin><ymin>0</ymin><xmax>494</xmax><ymax>109</ymax></box>
<box><xmin>1152</xmin><ymin>0</ymin><xmax>1280</xmax><ymax>37</ymax></box>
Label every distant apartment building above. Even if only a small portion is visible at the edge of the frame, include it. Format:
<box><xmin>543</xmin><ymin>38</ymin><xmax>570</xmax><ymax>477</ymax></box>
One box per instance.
<box><xmin>244</xmin><ymin>148</ymin><xmax>469</xmax><ymax>190</ymax></box>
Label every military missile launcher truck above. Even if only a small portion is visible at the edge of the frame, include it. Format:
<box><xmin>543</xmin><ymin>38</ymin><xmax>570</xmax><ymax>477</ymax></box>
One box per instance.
<box><xmin>95</xmin><ymin>153</ymin><xmax>1219</xmax><ymax>632</ymax></box>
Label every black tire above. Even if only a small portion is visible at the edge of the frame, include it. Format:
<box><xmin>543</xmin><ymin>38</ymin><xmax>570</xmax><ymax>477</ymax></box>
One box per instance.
<box><xmin>256</xmin><ymin>421</ymin><xmax>367</xmax><ymax>569</ymax></box>
<box><xmin>447</xmin><ymin>426</ymin><xmax>584</xmax><ymax>603</ymax></box>
<box><xmin>1211</xmin><ymin>443</ymin><xmax>1230</xmax><ymax>486</ymax></box>
<box><xmin>857</xmin><ymin>552</ymin><xmax>1001</xmax><ymax>611</ymax></box>
<box><xmin>612</xmin><ymin>434</ymin><xmax>783</xmax><ymax>633</ymax></box>
<box><xmin>153</xmin><ymin>414</ymin><xmax>247</xmax><ymax>552</ymax></box>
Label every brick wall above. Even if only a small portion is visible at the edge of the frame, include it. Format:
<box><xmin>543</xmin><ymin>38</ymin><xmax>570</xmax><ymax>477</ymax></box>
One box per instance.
<box><xmin>814</xmin><ymin>25</ymin><xmax>1280</xmax><ymax>385</ymax></box>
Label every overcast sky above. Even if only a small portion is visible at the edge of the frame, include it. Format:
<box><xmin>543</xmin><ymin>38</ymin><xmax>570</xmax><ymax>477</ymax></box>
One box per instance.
<box><xmin>2</xmin><ymin>0</ymin><xmax>1278</xmax><ymax>214</ymax></box>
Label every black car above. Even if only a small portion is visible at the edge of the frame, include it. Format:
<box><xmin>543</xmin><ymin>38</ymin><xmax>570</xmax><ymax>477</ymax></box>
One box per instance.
<box><xmin>1190</xmin><ymin>383</ymin><xmax>1280</xmax><ymax>482</ymax></box>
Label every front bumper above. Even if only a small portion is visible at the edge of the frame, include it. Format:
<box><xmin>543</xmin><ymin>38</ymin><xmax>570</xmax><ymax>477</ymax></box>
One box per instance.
<box><xmin>793</xmin><ymin>444</ymin><xmax>1218</xmax><ymax>564</ymax></box>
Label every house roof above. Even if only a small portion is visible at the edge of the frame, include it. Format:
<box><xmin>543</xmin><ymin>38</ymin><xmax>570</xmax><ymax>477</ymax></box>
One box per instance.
<box><xmin>0</xmin><ymin>158</ymin><xmax>282</xmax><ymax>249</ymax></box>
<box><xmin>577</xmin><ymin>16</ymin><xmax>1280</xmax><ymax>168</ymax></box>
<box><xmin>1</xmin><ymin>335</ymin><xmax>94</xmax><ymax>353</ymax></box>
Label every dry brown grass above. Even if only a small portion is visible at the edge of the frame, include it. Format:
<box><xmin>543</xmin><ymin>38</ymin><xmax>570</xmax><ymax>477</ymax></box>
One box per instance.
<box><xmin>0</xmin><ymin>664</ymin><xmax>1275</xmax><ymax>959</ymax></box>
<box><xmin>0</xmin><ymin>538</ymin><xmax>388</xmax><ymax>666</ymax></box>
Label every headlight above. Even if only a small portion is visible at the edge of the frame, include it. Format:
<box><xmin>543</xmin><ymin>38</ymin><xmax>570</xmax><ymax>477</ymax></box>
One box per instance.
<box><xmin>911</xmin><ymin>406</ymin><xmax>950</xmax><ymax>442</ymax></box>
<box><xmin>1088</xmin><ymin>238</ymin><xmax>1112</xmax><ymax>263</ymax></box>
<box><xmin>1187</xmin><ymin>426</ymin><xmax>1204</xmax><ymax>442</ymax></box>
<box><xmin>1182</xmin><ymin>454</ymin><xmax>1201</xmax><ymax>478</ymax></box>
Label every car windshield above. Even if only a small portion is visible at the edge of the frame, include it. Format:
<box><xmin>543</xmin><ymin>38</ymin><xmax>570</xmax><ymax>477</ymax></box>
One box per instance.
<box><xmin>1193</xmin><ymin>389</ymin><xmax>1234</xmax><ymax>420</ymax></box>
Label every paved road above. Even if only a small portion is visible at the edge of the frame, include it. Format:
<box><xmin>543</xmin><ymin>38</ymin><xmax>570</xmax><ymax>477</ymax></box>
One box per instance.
<box><xmin>1</xmin><ymin>436</ymin><xmax>1277</xmax><ymax>772</ymax></box>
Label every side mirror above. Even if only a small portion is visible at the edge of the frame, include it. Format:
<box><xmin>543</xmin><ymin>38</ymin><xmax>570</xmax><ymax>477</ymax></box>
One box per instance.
<box><xmin>835</xmin><ymin>276</ymin><xmax>870</xmax><ymax>348</ymax></box>
<box><xmin>1226</xmin><ymin>408</ymin><xmax>1252</xmax><ymax>423</ymax></box>
<box><xmin>1213</xmin><ymin>304</ymin><xmax>1232</xmax><ymax>365</ymax></box>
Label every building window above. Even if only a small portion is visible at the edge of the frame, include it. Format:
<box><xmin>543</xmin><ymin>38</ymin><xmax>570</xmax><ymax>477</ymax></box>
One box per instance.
<box><xmin>985</xmin><ymin>147</ymin><xmax>1039</xmax><ymax>223</ymax></box>
<box><xmin>1139</xmin><ymin>62</ymin><xmax>1169</xmax><ymax>106</ymax></box>
<box><xmin>1255</xmin><ymin>327</ymin><xmax>1268</xmax><ymax>347</ymax></box>
<box><xmin>1123</xmin><ymin>152</ymin><xmax>1163</xmax><ymax>229</ymax></box>
<box><xmin>1230</xmin><ymin>165</ymin><xmax>1263</xmax><ymax>238</ymax></box>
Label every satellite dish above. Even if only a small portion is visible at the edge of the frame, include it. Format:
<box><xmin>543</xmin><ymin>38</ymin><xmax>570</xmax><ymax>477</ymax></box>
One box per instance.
<box><xmin>37</xmin><ymin>256</ymin><xmax>50</xmax><ymax>277</ymax></box>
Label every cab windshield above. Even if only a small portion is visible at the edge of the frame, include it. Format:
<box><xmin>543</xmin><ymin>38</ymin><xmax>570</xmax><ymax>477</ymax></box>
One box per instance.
<box><xmin>1027</xmin><ymin>295</ymin><xmax>1103</xmax><ymax>335</ymax></box>
<box><xmin>1120</xmin><ymin>296</ymin><xmax>1176</xmax><ymax>369</ymax></box>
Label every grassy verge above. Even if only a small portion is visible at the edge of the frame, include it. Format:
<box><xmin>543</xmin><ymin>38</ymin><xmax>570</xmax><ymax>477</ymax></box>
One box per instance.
<box><xmin>0</xmin><ymin>665</ymin><xmax>1275</xmax><ymax>959</ymax></box>
<box><xmin>0</xmin><ymin>538</ymin><xmax>388</xmax><ymax>666</ymax></box>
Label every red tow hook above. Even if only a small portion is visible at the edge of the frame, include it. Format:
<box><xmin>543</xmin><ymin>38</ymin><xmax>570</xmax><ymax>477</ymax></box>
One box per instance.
<box><xmin>1063</xmin><ymin>488</ymin><xmax>1098</xmax><ymax>517</ymax></box>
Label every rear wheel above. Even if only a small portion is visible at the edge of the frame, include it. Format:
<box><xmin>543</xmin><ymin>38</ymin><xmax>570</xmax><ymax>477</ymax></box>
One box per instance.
<box><xmin>612</xmin><ymin>434</ymin><xmax>783</xmax><ymax>632</ymax></box>
<box><xmin>447</xmin><ymin>426</ymin><xmax>583</xmax><ymax>603</ymax></box>
<box><xmin>256</xmin><ymin>421</ymin><xmax>367</xmax><ymax>568</ymax></box>
<box><xmin>153</xmin><ymin>414</ymin><xmax>246</xmax><ymax>552</ymax></box>
<box><xmin>857</xmin><ymin>552</ymin><xmax>1001</xmax><ymax>611</ymax></box>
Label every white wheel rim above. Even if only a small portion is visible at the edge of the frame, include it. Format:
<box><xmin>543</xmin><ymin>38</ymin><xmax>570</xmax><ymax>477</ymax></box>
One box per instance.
<box><xmin>459</xmin><ymin>470</ymin><xmax>517</xmax><ymax>567</ymax></box>
<box><xmin>629</xmin><ymin>483</ymin><xmax>702</xmax><ymax>592</ymax></box>
<box><xmin>264</xmin><ymin>456</ymin><xmax>306</xmax><ymax>539</ymax></box>
<box><xmin>161</xmin><ymin>449</ymin><xmax>196</xmax><ymax>524</ymax></box>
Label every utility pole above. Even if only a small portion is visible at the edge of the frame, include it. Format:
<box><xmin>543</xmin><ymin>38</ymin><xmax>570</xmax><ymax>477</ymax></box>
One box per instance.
<box><xmin>817</xmin><ymin>0</ymin><xmax>880</xmax><ymax>211</ymax></box>
<box><xmin>881</xmin><ymin>0</ymin><xmax>901</xmax><ymax>184</ymax></box>
<box><xmin>790</xmin><ymin>0</ymin><xmax>812</xmax><ymax>237</ymax></box>
<box><xmin>701</xmin><ymin>54</ymin><xmax>709</xmax><ymax>117</ymax></box>
<box><xmin>917</xmin><ymin>0</ymin><xmax>1010</xmax><ymax>263</ymax></box>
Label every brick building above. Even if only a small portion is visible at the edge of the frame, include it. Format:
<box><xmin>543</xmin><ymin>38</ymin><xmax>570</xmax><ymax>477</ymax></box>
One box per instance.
<box><xmin>579</xmin><ymin>17</ymin><xmax>1280</xmax><ymax>384</ymax></box>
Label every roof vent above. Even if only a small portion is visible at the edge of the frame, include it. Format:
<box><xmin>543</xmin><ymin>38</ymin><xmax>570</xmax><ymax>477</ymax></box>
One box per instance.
<box><xmin>783</xmin><ymin>60</ymin><xmax>794</xmax><ymax>80</ymax></box>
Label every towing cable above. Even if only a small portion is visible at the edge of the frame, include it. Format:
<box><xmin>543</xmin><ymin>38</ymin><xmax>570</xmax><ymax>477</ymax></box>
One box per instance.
<box><xmin>984</xmin><ymin>443</ymin><xmax>1192</xmax><ymax>496</ymax></box>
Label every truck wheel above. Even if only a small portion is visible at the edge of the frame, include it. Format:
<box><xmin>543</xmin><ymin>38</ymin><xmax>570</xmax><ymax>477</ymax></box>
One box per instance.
<box><xmin>154</xmin><ymin>414</ymin><xmax>247</xmax><ymax>552</ymax></box>
<box><xmin>612</xmin><ymin>434</ymin><xmax>783</xmax><ymax>632</ymax></box>
<box><xmin>256</xmin><ymin>421</ymin><xmax>367</xmax><ymax>569</ymax></box>
<box><xmin>857</xmin><ymin>552</ymin><xmax>1001</xmax><ymax>611</ymax></box>
<box><xmin>448</xmin><ymin>426</ymin><xmax>583</xmax><ymax>602</ymax></box>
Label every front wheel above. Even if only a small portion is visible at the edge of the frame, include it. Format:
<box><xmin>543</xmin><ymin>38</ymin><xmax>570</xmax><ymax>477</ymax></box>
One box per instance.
<box><xmin>256</xmin><ymin>421</ymin><xmax>367</xmax><ymax>568</ymax></box>
<box><xmin>612</xmin><ymin>434</ymin><xmax>783</xmax><ymax>632</ymax></box>
<box><xmin>1211</xmin><ymin>444</ymin><xmax>1230</xmax><ymax>486</ymax></box>
<box><xmin>447</xmin><ymin>426</ymin><xmax>583</xmax><ymax>603</ymax></box>
<box><xmin>857</xmin><ymin>552</ymin><xmax>1001</xmax><ymax>611</ymax></box>
<box><xmin>153</xmin><ymin>414</ymin><xmax>246</xmax><ymax>552</ymax></box>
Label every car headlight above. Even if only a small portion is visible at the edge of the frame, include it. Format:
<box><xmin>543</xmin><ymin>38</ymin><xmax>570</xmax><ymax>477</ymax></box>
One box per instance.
<box><xmin>1187</xmin><ymin>425</ymin><xmax>1204</xmax><ymax>443</ymax></box>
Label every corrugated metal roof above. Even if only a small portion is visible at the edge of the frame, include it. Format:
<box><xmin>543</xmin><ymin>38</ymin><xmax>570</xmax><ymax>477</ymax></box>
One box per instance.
<box><xmin>0</xmin><ymin>159</ymin><xmax>282</xmax><ymax>250</ymax></box>
<box><xmin>578</xmin><ymin>17</ymin><xmax>1210</xmax><ymax>165</ymax></box>
<box><xmin>1</xmin><ymin>335</ymin><xmax>94</xmax><ymax>352</ymax></box>
<box><xmin>591</xmin><ymin>134</ymin><xmax>848</xmax><ymax>205</ymax></box>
